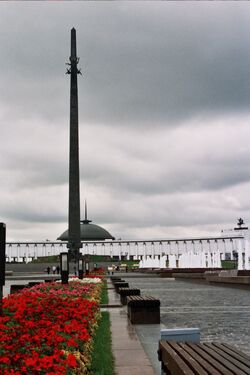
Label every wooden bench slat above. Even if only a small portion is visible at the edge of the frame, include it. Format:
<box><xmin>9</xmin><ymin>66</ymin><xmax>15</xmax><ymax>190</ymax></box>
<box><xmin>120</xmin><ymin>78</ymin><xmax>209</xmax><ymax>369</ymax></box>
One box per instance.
<box><xmin>169</xmin><ymin>342</ymin><xmax>209</xmax><ymax>375</ymax></box>
<box><xmin>127</xmin><ymin>295</ymin><xmax>160</xmax><ymax>305</ymax></box>
<box><xmin>179</xmin><ymin>343</ymin><xmax>222</xmax><ymax>375</ymax></box>
<box><xmin>197</xmin><ymin>343</ymin><xmax>246</xmax><ymax>375</ymax></box>
<box><xmin>128</xmin><ymin>296</ymin><xmax>155</xmax><ymax>300</ymax></box>
<box><xmin>220</xmin><ymin>343</ymin><xmax>250</xmax><ymax>363</ymax></box>
<box><xmin>203</xmin><ymin>343</ymin><xmax>250</xmax><ymax>375</ymax></box>
<box><xmin>159</xmin><ymin>341</ymin><xmax>195</xmax><ymax>375</ymax></box>
<box><xmin>211</xmin><ymin>343</ymin><xmax>250</xmax><ymax>374</ymax></box>
<box><xmin>159</xmin><ymin>341</ymin><xmax>250</xmax><ymax>375</ymax></box>
<box><xmin>188</xmin><ymin>343</ymin><xmax>235</xmax><ymax>375</ymax></box>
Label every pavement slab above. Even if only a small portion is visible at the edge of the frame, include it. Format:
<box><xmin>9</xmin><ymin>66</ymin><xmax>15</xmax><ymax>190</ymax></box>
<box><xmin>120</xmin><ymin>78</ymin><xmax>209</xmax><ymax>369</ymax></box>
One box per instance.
<box><xmin>114</xmin><ymin>366</ymin><xmax>158</xmax><ymax>375</ymax></box>
<box><xmin>108</xmin><ymin>286</ymin><xmax>156</xmax><ymax>375</ymax></box>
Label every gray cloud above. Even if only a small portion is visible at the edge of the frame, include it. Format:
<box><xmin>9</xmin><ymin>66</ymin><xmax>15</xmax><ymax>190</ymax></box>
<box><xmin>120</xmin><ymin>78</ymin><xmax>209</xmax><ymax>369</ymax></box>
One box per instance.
<box><xmin>1</xmin><ymin>2</ymin><xmax>250</xmax><ymax>126</ymax></box>
<box><xmin>79</xmin><ymin>118</ymin><xmax>250</xmax><ymax>196</ymax></box>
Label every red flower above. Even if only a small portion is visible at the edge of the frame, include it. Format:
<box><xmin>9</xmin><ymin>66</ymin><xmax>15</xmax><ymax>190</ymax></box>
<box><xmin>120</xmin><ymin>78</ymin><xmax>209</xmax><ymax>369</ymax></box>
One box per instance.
<box><xmin>0</xmin><ymin>356</ymin><xmax>10</xmax><ymax>365</ymax></box>
<box><xmin>0</xmin><ymin>279</ymin><xmax>103</xmax><ymax>374</ymax></box>
<box><xmin>66</xmin><ymin>353</ymin><xmax>77</xmax><ymax>368</ymax></box>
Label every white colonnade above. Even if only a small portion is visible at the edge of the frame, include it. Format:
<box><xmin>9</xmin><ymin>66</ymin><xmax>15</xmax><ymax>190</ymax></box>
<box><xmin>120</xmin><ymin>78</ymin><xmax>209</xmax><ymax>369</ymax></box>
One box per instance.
<box><xmin>5</xmin><ymin>234</ymin><xmax>250</xmax><ymax>270</ymax></box>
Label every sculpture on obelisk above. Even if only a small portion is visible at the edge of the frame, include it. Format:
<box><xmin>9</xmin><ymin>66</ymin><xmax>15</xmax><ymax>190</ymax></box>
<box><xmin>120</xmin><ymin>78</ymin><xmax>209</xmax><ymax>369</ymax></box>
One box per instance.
<box><xmin>66</xmin><ymin>28</ymin><xmax>82</xmax><ymax>259</ymax></box>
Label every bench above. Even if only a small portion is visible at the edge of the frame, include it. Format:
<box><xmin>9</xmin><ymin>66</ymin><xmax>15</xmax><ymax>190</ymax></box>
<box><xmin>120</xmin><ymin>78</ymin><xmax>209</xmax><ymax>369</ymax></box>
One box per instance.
<box><xmin>113</xmin><ymin>281</ymin><xmax>129</xmax><ymax>293</ymax></box>
<box><xmin>127</xmin><ymin>295</ymin><xmax>160</xmax><ymax>324</ymax></box>
<box><xmin>110</xmin><ymin>276</ymin><xmax>122</xmax><ymax>282</ymax></box>
<box><xmin>112</xmin><ymin>279</ymin><xmax>125</xmax><ymax>283</ymax></box>
<box><xmin>158</xmin><ymin>341</ymin><xmax>250</xmax><ymax>375</ymax></box>
<box><xmin>111</xmin><ymin>278</ymin><xmax>124</xmax><ymax>285</ymax></box>
<box><xmin>118</xmin><ymin>288</ymin><xmax>141</xmax><ymax>305</ymax></box>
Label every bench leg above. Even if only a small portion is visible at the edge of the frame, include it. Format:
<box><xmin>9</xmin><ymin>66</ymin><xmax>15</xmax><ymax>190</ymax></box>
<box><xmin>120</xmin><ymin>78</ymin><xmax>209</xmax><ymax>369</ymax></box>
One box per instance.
<box><xmin>162</xmin><ymin>363</ymin><xmax>172</xmax><ymax>375</ymax></box>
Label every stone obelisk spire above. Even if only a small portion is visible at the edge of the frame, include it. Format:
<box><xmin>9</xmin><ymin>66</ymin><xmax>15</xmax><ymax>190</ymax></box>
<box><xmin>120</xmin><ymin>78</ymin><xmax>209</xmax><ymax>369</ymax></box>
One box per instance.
<box><xmin>66</xmin><ymin>28</ymin><xmax>82</xmax><ymax>259</ymax></box>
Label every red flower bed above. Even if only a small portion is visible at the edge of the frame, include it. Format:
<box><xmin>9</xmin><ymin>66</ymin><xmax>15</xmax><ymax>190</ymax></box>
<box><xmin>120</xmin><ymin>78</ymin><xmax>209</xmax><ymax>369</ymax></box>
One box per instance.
<box><xmin>0</xmin><ymin>280</ymin><xmax>103</xmax><ymax>374</ymax></box>
<box><xmin>88</xmin><ymin>268</ymin><xmax>105</xmax><ymax>276</ymax></box>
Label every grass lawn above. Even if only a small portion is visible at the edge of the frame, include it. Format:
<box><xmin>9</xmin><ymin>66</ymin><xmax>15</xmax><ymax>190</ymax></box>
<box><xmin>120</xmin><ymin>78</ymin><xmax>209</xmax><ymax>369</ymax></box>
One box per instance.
<box><xmin>101</xmin><ymin>279</ymin><xmax>109</xmax><ymax>305</ymax></box>
<box><xmin>90</xmin><ymin>312</ymin><xmax>114</xmax><ymax>375</ymax></box>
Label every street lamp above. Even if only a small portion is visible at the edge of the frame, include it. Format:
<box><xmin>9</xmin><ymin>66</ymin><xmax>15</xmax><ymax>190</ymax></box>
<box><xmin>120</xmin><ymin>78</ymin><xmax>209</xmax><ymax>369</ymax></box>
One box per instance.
<box><xmin>85</xmin><ymin>260</ymin><xmax>89</xmax><ymax>275</ymax></box>
<box><xmin>78</xmin><ymin>256</ymin><xmax>83</xmax><ymax>279</ymax></box>
<box><xmin>0</xmin><ymin>223</ymin><xmax>6</xmax><ymax>316</ymax></box>
<box><xmin>60</xmin><ymin>252</ymin><xmax>69</xmax><ymax>284</ymax></box>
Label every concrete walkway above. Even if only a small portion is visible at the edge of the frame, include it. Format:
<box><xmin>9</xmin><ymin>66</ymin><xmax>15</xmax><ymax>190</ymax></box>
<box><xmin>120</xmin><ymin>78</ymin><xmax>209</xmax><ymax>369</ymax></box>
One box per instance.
<box><xmin>106</xmin><ymin>282</ymin><xmax>156</xmax><ymax>375</ymax></box>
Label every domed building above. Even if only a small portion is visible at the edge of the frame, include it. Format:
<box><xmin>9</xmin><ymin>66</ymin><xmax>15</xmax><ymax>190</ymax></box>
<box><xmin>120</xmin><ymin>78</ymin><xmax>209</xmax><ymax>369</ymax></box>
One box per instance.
<box><xmin>57</xmin><ymin>204</ymin><xmax>115</xmax><ymax>241</ymax></box>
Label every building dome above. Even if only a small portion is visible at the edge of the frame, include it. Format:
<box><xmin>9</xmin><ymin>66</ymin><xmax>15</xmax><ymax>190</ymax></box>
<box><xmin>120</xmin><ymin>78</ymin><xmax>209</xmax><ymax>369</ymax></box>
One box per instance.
<box><xmin>57</xmin><ymin>219</ymin><xmax>115</xmax><ymax>241</ymax></box>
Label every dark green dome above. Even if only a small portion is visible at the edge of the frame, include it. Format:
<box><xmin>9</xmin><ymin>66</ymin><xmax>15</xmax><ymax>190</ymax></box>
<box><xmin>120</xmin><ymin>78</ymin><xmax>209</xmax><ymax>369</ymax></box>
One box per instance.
<box><xmin>57</xmin><ymin>219</ymin><xmax>115</xmax><ymax>241</ymax></box>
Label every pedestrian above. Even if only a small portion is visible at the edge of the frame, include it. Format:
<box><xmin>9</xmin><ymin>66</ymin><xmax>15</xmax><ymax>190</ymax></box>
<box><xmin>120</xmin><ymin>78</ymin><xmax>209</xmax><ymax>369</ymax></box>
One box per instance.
<box><xmin>47</xmin><ymin>266</ymin><xmax>50</xmax><ymax>274</ymax></box>
<box><xmin>74</xmin><ymin>266</ymin><xmax>77</xmax><ymax>276</ymax></box>
<box><xmin>56</xmin><ymin>265</ymin><xmax>60</xmax><ymax>274</ymax></box>
<box><xmin>52</xmin><ymin>265</ymin><xmax>56</xmax><ymax>274</ymax></box>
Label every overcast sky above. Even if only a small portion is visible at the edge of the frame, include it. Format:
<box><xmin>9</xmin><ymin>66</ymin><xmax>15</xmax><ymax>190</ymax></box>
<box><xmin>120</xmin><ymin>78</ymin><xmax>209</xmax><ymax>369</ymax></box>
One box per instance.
<box><xmin>1</xmin><ymin>2</ymin><xmax>250</xmax><ymax>241</ymax></box>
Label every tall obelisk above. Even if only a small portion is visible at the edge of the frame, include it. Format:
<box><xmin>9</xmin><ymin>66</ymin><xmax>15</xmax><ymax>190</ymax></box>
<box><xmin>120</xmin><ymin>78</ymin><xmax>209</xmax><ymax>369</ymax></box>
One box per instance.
<box><xmin>67</xmin><ymin>28</ymin><xmax>82</xmax><ymax>259</ymax></box>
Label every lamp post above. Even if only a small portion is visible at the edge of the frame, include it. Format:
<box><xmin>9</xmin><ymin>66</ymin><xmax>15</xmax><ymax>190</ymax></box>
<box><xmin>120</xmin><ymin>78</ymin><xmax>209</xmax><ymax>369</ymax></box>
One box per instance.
<box><xmin>60</xmin><ymin>252</ymin><xmax>69</xmax><ymax>284</ymax></box>
<box><xmin>78</xmin><ymin>256</ymin><xmax>83</xmax><ymax>279</ymax></box>
<box><xmin>0</xmin><ymin>223</ymin><xmax>6</xmax><ymax>316</ymax></box>
<box><xmin>85</xmin><ymin>259</ymin><xmax>89</xmax><ymax>275</ymax></box>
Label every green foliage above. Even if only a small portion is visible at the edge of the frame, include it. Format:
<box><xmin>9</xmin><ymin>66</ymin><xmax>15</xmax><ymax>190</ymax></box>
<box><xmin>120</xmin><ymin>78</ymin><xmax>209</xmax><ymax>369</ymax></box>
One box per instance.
<box><xmin>100</xmin><ymin>279</ymin><xmax>108</xmax><ymax>305</ymax></box>
<box><xmin>31</xmin><ymin>255</ymin><xmax>59</xmax><ymax>263</ymax></box>
<box><xmin>90</xmin><ymin>312</ymin><xmax>114</xmax><ymax>375</ymax></box>
<box><xmin>88</xmin><ymin>255</ymin><xmax>114</xmax><ymax>262</ymax></box>
<box><xmin>221</xmin><ymin>260</ymin><xmax>237</xmax><ymax>269</ymax></box>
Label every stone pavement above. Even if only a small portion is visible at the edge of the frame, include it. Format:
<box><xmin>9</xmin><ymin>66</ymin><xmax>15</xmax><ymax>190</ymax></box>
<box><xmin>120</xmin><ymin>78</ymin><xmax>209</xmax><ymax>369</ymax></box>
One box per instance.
<box><xmin>106</xmin><ymin>281</ymin><xmax>157</xmax><ymax>375</ymax></box>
